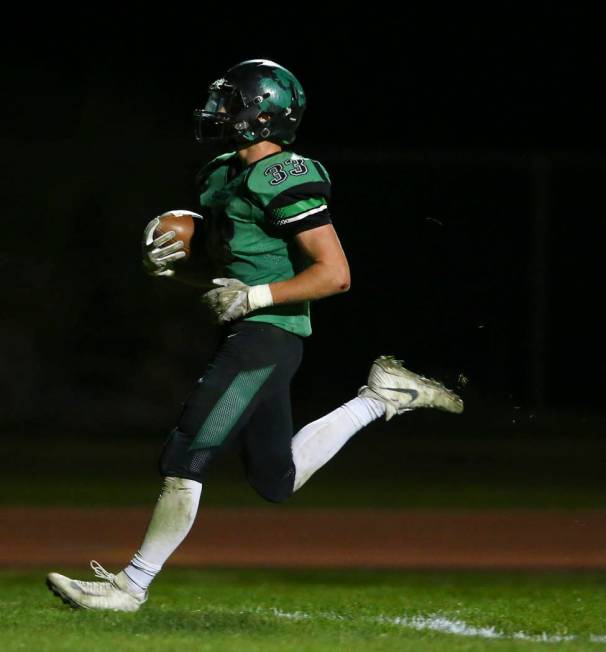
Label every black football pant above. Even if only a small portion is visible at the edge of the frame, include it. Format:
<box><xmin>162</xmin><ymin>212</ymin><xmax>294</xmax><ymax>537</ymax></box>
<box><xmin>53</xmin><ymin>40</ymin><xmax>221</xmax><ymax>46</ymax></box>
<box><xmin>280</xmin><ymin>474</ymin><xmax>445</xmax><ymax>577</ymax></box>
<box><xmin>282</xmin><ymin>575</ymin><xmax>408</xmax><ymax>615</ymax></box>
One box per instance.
<box><xmin>159</xmin><ymin>321</ymin><xmax>304</xmax><ymax>503</ymax></box>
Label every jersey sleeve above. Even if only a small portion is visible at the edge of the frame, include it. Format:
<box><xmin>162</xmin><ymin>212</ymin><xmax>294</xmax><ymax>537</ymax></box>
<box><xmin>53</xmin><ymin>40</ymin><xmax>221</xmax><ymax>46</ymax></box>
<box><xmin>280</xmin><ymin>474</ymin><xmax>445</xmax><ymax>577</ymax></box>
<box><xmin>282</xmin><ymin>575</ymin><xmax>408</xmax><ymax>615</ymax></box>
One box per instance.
<box><xmin>247</xmin><ymin>155</ymin><xmax>333</xmax><ymax>236</ymax></box>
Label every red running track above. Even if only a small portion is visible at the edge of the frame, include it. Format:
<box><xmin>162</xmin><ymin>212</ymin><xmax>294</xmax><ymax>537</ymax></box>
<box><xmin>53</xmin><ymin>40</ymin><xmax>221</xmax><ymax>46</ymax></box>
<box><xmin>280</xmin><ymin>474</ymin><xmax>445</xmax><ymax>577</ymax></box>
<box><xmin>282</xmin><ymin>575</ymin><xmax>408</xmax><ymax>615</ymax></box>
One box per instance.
<box><xmin>2</xmin><ymin>507</ymin><xmax>605</xmax><ymax>569</ymax></box>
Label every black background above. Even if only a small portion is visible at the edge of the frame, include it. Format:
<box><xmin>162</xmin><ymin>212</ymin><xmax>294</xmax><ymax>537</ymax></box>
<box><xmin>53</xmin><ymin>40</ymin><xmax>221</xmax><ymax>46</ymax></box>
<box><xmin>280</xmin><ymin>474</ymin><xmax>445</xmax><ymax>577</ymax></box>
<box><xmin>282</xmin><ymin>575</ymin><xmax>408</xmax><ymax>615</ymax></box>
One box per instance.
<box><xmin>2</xmin><ymin>7</ymin><xmax>604</xmax><ymax>456</ymax></box>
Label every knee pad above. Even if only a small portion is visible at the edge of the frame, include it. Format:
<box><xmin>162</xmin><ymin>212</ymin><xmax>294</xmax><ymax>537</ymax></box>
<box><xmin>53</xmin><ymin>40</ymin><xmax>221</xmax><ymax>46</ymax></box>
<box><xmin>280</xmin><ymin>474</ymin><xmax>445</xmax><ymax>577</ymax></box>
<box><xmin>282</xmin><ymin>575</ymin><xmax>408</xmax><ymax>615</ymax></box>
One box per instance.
<box><xmin>158</xmin><ymin>428</ymin><xmax>217</xmax><ymax>482</ymax></box>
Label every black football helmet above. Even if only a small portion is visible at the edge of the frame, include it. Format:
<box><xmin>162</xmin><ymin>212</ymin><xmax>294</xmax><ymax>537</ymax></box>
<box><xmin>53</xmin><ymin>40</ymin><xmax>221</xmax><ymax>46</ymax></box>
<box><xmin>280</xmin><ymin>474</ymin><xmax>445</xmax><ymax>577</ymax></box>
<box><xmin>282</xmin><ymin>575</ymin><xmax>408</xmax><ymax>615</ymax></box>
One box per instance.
<box><xmin>193</xmin><ymin>59</ymin><xmax>306</xmax><ymax>147</ymax></box>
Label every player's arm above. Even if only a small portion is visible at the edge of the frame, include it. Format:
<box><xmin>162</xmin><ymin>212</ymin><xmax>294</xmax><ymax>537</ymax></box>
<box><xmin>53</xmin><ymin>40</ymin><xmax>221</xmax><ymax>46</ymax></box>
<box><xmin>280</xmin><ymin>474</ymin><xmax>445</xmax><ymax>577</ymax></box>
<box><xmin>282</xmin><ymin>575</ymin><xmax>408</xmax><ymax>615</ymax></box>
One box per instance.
<box><xmin>202</xmin><ymin>225</ymin><xmax>350</xmax><ymax>323</ymax></box>
<box><xmin>269</xmin><ymin>224</ymin><xmax>350</xmax><ymax>304</ymax></box>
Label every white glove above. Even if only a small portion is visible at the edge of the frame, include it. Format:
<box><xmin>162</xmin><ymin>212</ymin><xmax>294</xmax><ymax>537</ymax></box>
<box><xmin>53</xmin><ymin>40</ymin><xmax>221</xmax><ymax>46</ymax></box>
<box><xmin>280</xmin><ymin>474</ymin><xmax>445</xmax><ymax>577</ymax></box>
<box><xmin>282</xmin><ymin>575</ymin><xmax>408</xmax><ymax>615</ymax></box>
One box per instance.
<box><xmin>142</xmin><ymin>217</ymin><xmax>187</xmax><ymax>277</ymax></box>
<box><xmin>201</xmin><ymin>278</ymin><xmax>274</xmax><ymax>323</ymax></box>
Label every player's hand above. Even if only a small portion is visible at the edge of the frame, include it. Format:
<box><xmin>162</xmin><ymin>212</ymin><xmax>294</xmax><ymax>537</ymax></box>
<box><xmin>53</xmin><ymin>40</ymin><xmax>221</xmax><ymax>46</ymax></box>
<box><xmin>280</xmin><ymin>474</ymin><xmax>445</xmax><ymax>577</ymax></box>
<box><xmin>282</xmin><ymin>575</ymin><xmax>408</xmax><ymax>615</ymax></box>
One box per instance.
<box><xmin>201</xmin><ymin>278</ymin><xmax>273</xmax><ymax>323</ymax></box>
<box><xmin>142</xmin><ymin>217</ymin><xmax>187</xmax><ymax>277</ymax></box>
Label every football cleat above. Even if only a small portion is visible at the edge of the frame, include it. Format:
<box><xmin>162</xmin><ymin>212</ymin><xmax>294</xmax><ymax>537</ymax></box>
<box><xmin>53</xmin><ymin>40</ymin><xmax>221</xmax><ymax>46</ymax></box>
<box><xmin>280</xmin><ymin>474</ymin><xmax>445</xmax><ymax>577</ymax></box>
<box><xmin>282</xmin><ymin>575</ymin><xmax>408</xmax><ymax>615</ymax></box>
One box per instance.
<box><xmin>46</xmin><ymin>560</ymin><xmax>147</xmax><ymax>612</ymax></box>
<box><xmin>358</xmin><ymin>355</ymin><xmax>464</xmax><ymax>420</ymax></box>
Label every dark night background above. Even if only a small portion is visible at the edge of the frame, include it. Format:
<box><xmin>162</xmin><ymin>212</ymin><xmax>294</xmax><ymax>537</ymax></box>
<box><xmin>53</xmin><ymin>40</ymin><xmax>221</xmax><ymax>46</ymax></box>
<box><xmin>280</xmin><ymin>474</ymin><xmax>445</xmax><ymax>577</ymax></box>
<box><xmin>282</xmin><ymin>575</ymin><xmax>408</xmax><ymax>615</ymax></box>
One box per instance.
<box><xmin>1</xmin><ymin>8</ymin><xmax>604</xmax><ymax>505</ymax></box>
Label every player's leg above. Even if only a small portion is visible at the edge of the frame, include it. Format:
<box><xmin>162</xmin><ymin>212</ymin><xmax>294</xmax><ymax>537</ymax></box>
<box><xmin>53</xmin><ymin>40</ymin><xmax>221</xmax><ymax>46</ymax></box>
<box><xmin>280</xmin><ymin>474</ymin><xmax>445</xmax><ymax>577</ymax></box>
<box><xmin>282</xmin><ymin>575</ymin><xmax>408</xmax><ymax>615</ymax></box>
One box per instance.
<box><xmin>46</xmin><ymin>322</ymin><xmax>301</xmax><ymax>610</ymax></box>
<box><xmin>120</xmin><ymin>324</ymin><xmax>303</xmax><ymax>586</ymax></box>
<box><xmin>290</xmin><ymin>394</ymin><xmax>386</xmax><ymax>491</ymax></box>
<box><xmin>274</xmin><ymin>357</ymin><xmax>464</xmax><ymax>493</ymax></box>
<box><xmin>112</xmin><ymin>336</ymin><xmax>267</xmax><ymax>603</ymax></box>
<box><xmin>239</xmin><ymin>381</ymin><xmax>387</xmax><ymax>500</ymax></box>
<box><xmin>240</xmin><ymin>387</ymin><xmax>297</xmax><ymax>503</ymax></box>
<box><xmin>46</xmin><ymin>476</ymin><xmax>200</xmax><ymax>612</ymax></box>
<box><xmin>120</xmin><ymin>324</ymin><xmax>303</xmax><ymax>584</ymax></box>
<box><xmin>47</xmin><ymin>340</ymin><xmax>242</xmax><ymax>610</ymax></box>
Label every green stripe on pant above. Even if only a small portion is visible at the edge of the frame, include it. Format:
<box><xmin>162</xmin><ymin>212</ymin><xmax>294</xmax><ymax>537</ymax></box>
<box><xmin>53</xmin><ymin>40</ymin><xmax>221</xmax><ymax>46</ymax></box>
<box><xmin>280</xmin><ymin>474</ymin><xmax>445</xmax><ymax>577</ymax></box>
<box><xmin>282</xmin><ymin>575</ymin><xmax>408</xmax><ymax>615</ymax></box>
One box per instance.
<box><xmin>189</xmin><ymin>364</ymin><xmax>277</xmax><ymax>450</ymax></box>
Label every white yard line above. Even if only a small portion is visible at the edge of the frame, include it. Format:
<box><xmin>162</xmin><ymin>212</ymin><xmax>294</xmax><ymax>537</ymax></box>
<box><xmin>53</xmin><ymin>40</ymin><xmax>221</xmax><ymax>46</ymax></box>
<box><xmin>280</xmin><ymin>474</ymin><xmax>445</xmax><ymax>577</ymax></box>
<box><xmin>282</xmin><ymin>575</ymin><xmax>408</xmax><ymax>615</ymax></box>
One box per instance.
<box><xmin>257</xmin><ymin>607</ymin><xmax>606</xmax><ymax>644</ymax></box>
<box><xmin>382</xmin><ymin>614</ymin><xmax>576</xmax><ymax>643</ymax></box>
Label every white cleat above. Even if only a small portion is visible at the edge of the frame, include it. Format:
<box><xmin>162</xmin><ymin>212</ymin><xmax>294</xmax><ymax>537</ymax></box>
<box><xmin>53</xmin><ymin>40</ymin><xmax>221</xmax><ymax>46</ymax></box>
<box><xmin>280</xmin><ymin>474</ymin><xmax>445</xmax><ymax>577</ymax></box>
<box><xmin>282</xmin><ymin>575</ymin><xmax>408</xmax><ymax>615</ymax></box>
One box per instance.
<box><xmin>358</xmin><ymin>355</ymin><xmax>464</xmax><ymax>421</ymax></box>
<box><xmin>46</xmin><ymin>560</ymin><xmax>147</xmax><ymax>612</ymax></box>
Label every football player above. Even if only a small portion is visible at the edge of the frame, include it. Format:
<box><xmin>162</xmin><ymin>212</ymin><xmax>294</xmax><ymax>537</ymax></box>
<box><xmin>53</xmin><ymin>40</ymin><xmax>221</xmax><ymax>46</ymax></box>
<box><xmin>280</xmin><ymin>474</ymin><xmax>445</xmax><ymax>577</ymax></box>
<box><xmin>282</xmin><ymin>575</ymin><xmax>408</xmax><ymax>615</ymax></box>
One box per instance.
<box><xmin>47</xmin><ymin>59</ymin><xmax>463</xmax><ymax>611</ymax></box>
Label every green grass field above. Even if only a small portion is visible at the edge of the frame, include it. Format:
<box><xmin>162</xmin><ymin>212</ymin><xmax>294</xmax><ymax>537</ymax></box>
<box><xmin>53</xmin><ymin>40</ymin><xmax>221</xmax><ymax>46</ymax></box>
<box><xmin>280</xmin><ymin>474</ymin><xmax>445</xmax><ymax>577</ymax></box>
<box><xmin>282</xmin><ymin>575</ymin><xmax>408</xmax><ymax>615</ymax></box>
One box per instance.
<box><xmin>2</xmin><ymin>567</ymin><xmax>606</xmax><ymax>651</ymax></box>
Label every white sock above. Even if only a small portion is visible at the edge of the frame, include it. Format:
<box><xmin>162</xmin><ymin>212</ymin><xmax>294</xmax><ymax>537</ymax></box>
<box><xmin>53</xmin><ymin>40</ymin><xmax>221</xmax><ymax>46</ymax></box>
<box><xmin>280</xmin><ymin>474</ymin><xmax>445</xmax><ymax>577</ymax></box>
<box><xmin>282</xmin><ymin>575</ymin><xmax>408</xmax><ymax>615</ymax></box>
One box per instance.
<box><xmin>292</xmin><ymin>396</ymin><xmax>385</xmax><ymax>491</ymax></box>
<box><xmin>122</xmin><ymin>476</ymin><xmax>202</xmax><ymax>592</ymax></box>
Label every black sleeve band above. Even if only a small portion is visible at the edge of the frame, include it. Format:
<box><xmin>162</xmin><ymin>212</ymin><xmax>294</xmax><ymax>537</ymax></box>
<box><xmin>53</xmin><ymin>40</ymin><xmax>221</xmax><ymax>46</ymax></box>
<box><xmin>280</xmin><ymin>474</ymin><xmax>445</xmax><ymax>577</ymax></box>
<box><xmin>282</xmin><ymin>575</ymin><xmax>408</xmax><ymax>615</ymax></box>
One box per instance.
<box><xmin>282</xmin><ymin>210</ymin><xmax>333</xmax><ymax>238</ymax></box>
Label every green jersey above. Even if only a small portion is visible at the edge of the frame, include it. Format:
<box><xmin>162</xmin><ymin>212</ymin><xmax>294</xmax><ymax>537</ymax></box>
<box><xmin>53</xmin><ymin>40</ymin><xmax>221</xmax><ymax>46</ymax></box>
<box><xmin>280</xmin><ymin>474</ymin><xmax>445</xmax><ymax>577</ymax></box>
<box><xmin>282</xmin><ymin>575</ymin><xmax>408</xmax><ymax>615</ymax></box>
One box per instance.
<box><xmin>195</xmin><ymin>150</ymin><xmax>332</xmax><ymax>337</ymax></box>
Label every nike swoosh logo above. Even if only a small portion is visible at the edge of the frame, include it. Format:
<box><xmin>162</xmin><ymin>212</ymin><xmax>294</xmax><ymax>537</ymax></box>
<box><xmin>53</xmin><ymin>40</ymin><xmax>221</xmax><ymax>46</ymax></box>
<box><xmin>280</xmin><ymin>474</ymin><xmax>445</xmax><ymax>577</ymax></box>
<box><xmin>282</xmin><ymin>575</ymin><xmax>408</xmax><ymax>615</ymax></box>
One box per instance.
<box><xmin>381</xmin><ymin>387</ymin><xmax>419</xmax><ymax>400</ymax></box>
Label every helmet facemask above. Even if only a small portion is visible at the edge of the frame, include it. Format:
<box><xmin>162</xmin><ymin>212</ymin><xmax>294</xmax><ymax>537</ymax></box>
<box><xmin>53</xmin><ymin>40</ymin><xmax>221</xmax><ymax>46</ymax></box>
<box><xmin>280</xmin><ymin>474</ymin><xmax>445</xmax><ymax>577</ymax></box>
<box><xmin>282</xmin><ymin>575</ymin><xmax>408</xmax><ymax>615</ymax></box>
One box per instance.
<box><xmin>193</xmin><ymin>77</ymin><xmax>272</xmax><ymax>146</ymax></box>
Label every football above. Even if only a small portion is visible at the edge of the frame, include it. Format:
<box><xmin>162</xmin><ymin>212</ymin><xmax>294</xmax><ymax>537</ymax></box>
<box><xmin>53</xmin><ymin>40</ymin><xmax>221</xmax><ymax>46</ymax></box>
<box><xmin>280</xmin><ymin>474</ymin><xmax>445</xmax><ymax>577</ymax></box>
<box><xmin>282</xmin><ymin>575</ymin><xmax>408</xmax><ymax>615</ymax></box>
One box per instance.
<box><xmin>155</xmin><ymin>210</ymin><xmax>202</xmax><ymax>260</ymax></box>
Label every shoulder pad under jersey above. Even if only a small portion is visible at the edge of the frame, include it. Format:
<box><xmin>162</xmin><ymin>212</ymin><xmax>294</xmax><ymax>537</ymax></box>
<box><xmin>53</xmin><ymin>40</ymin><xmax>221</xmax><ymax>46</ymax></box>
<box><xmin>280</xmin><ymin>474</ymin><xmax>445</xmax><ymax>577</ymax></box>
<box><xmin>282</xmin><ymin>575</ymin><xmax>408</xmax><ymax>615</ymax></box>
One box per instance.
<box><xmin>195</xmin><ymin>151</ymin><xmax>237</xmax><ymax>191</ymax></box>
